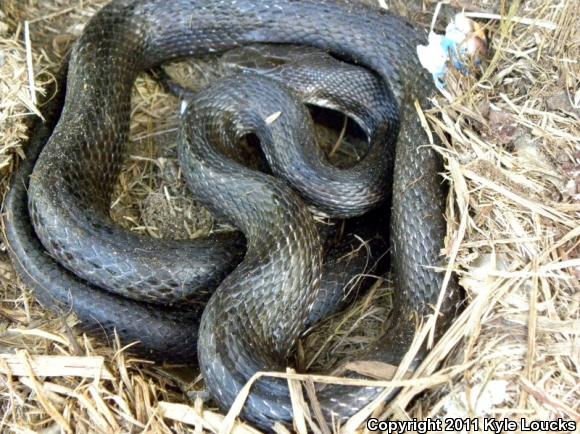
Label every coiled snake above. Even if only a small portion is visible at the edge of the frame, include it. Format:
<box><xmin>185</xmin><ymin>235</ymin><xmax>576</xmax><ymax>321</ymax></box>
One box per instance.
<box><xmin>4</xmin><ymin>0</ymin><xmax>462</xmax><ymax>428</ymax></box>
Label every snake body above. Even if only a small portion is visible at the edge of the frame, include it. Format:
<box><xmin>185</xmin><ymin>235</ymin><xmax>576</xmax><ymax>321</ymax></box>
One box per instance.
<box><xmin>4</xmin><ymin>0</ymin><xmax>462</xmax><ymax>428</ymax></box>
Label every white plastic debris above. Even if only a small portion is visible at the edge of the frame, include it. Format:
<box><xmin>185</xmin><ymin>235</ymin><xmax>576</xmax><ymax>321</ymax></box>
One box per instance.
<box><xmin>180</xmin><ymin>99</ymin><xmax>189</xmax><ymax>114</ymax></box>
<box><xmin>417</xmin><ymin>12</ymin><xmax>487</xmax><ymax>92</ymax></box>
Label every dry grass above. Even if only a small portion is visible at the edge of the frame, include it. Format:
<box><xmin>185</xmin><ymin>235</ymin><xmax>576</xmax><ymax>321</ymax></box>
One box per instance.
<box><xmin>0</xmin><ymin>0</ymin><xmax>578</xmax><ymax>432</ymax></box>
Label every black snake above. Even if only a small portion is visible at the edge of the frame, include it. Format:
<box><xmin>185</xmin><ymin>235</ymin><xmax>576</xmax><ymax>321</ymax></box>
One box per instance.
<box><xmin>3</xmin><ymin>0</ymin><xmax>462</xmax><ymax>428</ymax></box>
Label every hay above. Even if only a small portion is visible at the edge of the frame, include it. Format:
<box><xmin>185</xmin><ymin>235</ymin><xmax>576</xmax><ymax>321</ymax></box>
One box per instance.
<box><xmin>0</xmin><ymin>0</ymin><xmax>578</xmax><ymax>432</ymax></box>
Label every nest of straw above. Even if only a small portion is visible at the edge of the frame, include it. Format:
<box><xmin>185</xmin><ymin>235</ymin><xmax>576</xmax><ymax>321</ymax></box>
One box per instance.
<box><xmin>0</xmin><ymin>0</ymin><xmax>578</xmax><ymax>432</ymax></box>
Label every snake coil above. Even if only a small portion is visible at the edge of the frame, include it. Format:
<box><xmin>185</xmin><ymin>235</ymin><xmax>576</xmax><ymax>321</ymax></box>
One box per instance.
<box><xmin>4</xmin><ymin>0</ymin><xmax>462</xmax><ymax>428</ymax></box>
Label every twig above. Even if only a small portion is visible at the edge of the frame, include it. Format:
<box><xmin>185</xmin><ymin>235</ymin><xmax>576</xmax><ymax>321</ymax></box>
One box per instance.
<box><xmin>463</xmin><ymin>12</ymin><xmax>557</xmax><ymax>30</ymax></box>
<box><xmin>23</xmin><ymin>21</ymin><xmax>37</xmax><ymax>107</ymax></box>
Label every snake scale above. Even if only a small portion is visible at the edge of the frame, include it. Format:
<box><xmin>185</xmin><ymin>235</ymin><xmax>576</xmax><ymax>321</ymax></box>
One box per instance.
<box><xmin>3</xmin><ymin>0</ymin><xmax>462</xmax><ymax>428</ymax></box>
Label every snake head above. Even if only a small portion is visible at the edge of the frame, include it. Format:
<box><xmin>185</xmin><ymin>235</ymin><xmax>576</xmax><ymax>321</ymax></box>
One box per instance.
<box><xmin>221</xmin><ymin>44</ymin><xmax>334</xmax><ymax>76</ymax></box>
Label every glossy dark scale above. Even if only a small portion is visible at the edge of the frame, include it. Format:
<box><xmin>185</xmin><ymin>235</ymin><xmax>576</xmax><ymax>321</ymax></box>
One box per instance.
<box><xmin>3</xmin><ymin>0</ymin><xmax>462</xmax><ymax>429</ymax></box>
